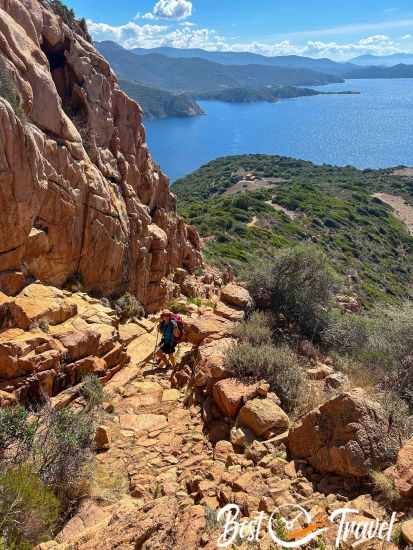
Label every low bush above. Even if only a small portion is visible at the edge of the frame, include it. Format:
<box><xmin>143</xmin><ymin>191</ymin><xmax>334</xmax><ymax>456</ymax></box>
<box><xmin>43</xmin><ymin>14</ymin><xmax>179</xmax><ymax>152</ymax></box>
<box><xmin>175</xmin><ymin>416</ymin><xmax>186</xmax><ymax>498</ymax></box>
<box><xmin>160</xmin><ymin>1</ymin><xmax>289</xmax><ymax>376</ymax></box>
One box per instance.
<box><xmin>322</xmin><ymin>310</ymin><xmax>369</xmax><ymax>353</ymax></box>
<box><xmin>113</xmin><ymin>292</ymin><xmax>145</xmax><ymax>321</ymax></box>
<box><xmin>80</xmin><ymin>374</ymin><xmax>105</xmax><ymax>411</ymax></box>
<box><xmin>370</xmin><ymin>471</ymin><xmax>400</xmax><ymax>505</ymax></box>
<box><xmin>225</xmin><ymin>342</ymin><xmax>305</xmax><ymax>412</ymax></box>
<box><xmin>0</xmin><ymin>376</ymin><xmax>104</xmax><ymax>545</ymax></box>
<box><xmin>233</xmin><ymin>311</ymin><xmax>273</xmax><ymax>346</ymax></box>
<box><xmin>0</xmin><ymin>464</ymin><xmax>59</xmax><ymax>548</ymax></box>
<box><xmin>324</xmin><ymin>303</ymin><xmax>413</xmax><ymax>413</ymax></box>
<box><xmin>0</xmin><ymin>407</ymin><xmax>36</xmax><ymax>466</ymax></box>
<box><xmin>247</xmin><ymin>245</ymin><xmax>341</xmax><ymax>340</ymax></box>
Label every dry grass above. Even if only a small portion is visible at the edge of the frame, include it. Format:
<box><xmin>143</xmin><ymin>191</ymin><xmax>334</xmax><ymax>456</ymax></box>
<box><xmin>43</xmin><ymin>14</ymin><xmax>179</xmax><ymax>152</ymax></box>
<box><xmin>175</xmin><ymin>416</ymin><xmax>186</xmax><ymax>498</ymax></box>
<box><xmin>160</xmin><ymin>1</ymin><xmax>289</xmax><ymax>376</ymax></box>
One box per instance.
<box><xmin>87</xmin><ymin>462</ymin><xmax>129</xmax><ymax>503</ymax></box>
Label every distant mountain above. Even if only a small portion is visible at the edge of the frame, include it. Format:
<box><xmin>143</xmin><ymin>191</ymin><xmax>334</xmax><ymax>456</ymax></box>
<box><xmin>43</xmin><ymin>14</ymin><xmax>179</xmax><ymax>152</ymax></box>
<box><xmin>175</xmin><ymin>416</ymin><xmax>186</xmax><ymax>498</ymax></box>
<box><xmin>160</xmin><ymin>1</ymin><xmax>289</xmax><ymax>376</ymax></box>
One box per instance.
<box><xmin>119</xmin><ymin>80</ymin><xmax>204</xmax><ymax>119</ymax></box>
<box><xmin>351</xmin><ymin>53</ymin><xmax>413</xmax><ymax>67</ymax></box>
<box><xmin>346</xmin><ymin>64</ymin><xmax>413</xmax><ymax>79</ymax></box>
<box><xmin>131</xmin><ymin>46</ymin><xmax>356</xmax><ymax>76</ymax></box>
<box><xmin>96</xmin><ymin>41</ymin><xmax>343</xmax><ymax>94</ymax></box>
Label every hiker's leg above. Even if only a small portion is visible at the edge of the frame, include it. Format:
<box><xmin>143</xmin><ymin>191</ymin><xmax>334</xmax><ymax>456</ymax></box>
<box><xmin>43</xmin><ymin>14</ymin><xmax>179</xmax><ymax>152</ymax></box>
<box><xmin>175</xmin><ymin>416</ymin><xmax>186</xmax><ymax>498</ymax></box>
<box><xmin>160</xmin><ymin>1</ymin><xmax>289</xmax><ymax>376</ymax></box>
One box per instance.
<box><xmin>155</xmin><ymin>351</ymin><xmax>167</xmax><ymax>367</ymax></box>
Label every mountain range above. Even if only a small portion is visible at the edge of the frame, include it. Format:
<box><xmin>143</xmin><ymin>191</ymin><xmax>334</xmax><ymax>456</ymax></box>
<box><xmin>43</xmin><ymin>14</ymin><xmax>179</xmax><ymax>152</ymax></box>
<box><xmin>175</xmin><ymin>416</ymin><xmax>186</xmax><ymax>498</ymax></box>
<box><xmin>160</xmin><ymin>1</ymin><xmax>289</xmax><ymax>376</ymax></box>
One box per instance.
<box><xmin>97</xmin><ymin>41</ymin><xmax>343</xmax><ymax>93</ymax></box>
<box><xmin>96</xmin><ymin>41</ymin><xmax>413</xmax><ymax>119</ymax></box>
<box><xmin>130</xmin><ymin>46</ymin><xmax>356</xmax><ymax>76</ymax></box>
<box><xmin>351</xmin><ymin>53</ymin><xmax>413</xmax><ymax>66</ymax></box>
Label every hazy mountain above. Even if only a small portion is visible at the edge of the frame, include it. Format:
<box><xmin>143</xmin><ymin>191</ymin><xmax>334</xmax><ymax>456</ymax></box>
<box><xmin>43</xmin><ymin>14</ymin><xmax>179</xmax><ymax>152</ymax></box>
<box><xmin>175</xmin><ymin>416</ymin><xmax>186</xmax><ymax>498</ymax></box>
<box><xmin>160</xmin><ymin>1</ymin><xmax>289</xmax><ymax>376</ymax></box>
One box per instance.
<box><xmin>351</xmin><ymin>53</ymin><xmax>413</xmax><ymax>66</ymax></box>
<box><xmin>131</xmin><ymin>46</ymin><xmax>356</xmax><ymax>76</ymax></box>
<box><xmin>96</xmin><ymin>41</ymin><xmax>343</xmax><ymax>93</ymax></box>
<box><xmin>346</xmin><ymin>63</ymin><xmax>413</xmax><ymax>79</ymax></box>
<box><xmin>119</xmin><ymin>80</ymin><xmax>204</xmax><ymax>119</ymax></box>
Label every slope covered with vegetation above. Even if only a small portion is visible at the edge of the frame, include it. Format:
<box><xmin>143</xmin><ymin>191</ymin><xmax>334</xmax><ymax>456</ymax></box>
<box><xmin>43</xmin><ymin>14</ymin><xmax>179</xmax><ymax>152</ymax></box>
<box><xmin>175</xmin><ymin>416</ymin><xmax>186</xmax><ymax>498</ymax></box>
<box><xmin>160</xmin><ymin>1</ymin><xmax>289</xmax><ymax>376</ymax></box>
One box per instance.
<box><xmin>174</xmin><ymin>155</ymin><xmax>413</xmax><ymax>304</ymax></box>
<box><xmin>119</xmin><ymin>80</ymin><xmax>204</xmax><ymax>119</ymax></box>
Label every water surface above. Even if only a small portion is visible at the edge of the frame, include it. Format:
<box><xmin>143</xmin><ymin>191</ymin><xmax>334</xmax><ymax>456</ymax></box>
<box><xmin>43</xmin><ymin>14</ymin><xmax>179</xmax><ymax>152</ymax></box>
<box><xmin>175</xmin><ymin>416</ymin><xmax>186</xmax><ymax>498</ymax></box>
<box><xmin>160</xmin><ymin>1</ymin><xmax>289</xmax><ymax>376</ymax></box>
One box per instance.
<box><xmin>145</xmin><ymin>79</ymin><xmax>413</xmax><ymax>182</ymax></box>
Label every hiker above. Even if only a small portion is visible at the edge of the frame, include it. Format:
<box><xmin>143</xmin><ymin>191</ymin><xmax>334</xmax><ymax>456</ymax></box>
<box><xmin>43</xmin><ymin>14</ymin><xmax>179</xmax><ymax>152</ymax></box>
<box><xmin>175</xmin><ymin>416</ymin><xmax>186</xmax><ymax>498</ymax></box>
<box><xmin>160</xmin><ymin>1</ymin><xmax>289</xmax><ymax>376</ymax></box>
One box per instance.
<box><xmin>155</xmin><ymin>310</ymin><xmax>181</xmax><ymax>368</ymax></box>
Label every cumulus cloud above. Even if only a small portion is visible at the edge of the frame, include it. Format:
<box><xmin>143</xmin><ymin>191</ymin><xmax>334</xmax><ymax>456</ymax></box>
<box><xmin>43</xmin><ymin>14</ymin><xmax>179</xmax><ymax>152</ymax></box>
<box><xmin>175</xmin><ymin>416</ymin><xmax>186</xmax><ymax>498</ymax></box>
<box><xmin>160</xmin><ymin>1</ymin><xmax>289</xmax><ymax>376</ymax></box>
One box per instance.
<box><xmin>88</xmin><ymin>17</ymin><xmax>413</xmax><ymax>61</ymax></box>
<box><xmin>136</xmin><ymin>0</ymin><xmax>193</xmax><ymax>21</ymax></box>
<box><xmin>154</xmin><ymin>0</ymin><xmax>192</xmax><ymax>19</ymax></box>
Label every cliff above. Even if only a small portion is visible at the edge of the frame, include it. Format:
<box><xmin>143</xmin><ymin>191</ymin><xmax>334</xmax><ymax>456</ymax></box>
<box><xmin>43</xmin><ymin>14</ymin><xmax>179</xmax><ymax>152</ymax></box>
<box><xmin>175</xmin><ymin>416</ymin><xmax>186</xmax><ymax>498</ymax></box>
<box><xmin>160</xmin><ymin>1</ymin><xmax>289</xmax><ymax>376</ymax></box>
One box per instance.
<box><xmin>0</xmin><ymin>0</ymin><xmax>202</xmax><ymax>312</ymax></box>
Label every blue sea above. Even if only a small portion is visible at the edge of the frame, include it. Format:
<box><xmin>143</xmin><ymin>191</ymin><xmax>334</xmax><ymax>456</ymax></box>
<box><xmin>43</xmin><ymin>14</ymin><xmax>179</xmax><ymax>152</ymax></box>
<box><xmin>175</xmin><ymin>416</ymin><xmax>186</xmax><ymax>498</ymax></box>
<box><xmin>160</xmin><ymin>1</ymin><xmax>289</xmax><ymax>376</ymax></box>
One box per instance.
<box><xmin>144</xmin><ymin>79</ymin><xmax>413</xmax><ymax>182</ymax></box>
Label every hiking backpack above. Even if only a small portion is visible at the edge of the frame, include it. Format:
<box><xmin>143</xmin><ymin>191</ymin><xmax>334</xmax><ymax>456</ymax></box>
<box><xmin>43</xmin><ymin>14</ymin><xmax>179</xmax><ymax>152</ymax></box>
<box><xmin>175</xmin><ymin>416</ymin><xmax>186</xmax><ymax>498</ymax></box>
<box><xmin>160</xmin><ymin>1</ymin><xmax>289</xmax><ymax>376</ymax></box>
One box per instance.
<box><xmin>171</xmin><ymin>313</ymin><xmax>185</xmax><ymax>342</ymax></box>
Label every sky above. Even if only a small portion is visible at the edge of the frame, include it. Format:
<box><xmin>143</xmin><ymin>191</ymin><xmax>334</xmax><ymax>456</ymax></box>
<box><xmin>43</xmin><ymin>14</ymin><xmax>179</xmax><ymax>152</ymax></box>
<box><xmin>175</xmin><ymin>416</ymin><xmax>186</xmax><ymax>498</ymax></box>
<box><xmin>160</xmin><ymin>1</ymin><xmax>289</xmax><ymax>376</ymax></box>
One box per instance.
<box><xmin>64</xmin><ymin>0</ymin><xmax>413</xmax><ymax>60</ymax></box>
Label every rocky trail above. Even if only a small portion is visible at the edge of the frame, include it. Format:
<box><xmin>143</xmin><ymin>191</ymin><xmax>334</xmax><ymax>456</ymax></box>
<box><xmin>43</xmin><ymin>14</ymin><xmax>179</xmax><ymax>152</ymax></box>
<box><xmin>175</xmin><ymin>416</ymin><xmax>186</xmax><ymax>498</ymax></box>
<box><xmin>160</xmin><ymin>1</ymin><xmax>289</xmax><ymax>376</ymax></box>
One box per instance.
<box><xmin>31</xmin><ymin>284</ymin><xmax>410</xmax><ymax>549</ymax></box>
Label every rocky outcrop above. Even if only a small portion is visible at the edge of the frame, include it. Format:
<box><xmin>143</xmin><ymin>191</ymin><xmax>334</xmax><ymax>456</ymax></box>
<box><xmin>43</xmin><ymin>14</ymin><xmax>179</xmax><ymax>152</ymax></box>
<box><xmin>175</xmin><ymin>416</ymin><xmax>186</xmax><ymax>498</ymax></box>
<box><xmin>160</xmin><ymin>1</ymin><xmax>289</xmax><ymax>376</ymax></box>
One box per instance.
<box><xmin>288</xmin><ymin>390</ymin><xmax>400</xmax><ymax>477</ymax></box>
<box><xmin>0</xmin><ymin>283</ymin><xmax>129</xmax><ymax>404</ymax></box>
<box><xmin>0</xmin><ymin>0</ymin><xmax>201</xmax><ymax>311</ymax></box>
<box><xmin>384</xmin><ymin>437</ymin><xmax>413</xmax><ymax>499</ymax></box>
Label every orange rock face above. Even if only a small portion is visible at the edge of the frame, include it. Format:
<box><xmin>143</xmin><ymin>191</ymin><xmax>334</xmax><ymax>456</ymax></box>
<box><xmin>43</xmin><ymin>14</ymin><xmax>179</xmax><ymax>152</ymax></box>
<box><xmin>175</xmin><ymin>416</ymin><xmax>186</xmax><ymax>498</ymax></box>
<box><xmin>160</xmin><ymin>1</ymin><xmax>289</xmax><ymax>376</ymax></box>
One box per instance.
<box><xmin>385</xmin><ymin>437</ymin><xmax>413</xmax><ymax>498</ymax></box>
<box><xmin>288</xmin><ymin>390</ymin><xmax>400</xmax><ymax>477</ymax></box>
<box><xmin>0</xmin><ymin>0</ymin><xmax>201</xmax><ymax>310</ymax></box>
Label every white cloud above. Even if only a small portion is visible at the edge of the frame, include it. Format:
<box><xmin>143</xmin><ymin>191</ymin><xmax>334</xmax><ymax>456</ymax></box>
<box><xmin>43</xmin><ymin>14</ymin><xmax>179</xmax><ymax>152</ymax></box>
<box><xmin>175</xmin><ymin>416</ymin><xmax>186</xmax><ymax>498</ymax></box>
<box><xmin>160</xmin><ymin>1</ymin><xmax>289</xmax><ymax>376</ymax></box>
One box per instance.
<box><xmin>276</xmin><ymin>18</ymin><xmax>413</xmax><ymax>40</ymax></box>
<box><xmin>135</xmin><ymin>0</ymin><xmax>193</xmax><ymax>21</ymax></box>
<box><xmin>154</xmin><ymin>0</ymin><xmax>192</xmax><ymax>19</ymax></box>
<box><xmin>88</xmin><ymin>18</ymin><xmax>413</xmax><ymax>61</ymax></box>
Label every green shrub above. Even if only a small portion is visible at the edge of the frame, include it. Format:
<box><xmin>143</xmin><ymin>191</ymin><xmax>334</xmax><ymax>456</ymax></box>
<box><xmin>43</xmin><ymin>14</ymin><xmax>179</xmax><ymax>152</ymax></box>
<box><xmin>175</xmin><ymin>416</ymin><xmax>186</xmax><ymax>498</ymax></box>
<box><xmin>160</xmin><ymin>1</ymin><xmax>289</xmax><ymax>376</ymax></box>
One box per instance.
<box><xmin>322</xmin><ymin>310</ymin><xmax>369</xmax><ymax>353</ymax></box>
<box><xmin>34</xmin><ymin>406</ymin><xmax>96</xmax><ymax>491</ymax></box>
<box><xmin>225</xmin><ymin>342</ymin><xmax>305</xmax><ymax>412</ymax></box>
<box><xmin>370</xmin><ymin>471</ymin><xmax>400</xmax><ymax>505</ymax></box>
<box><xmin>0</xmin><ymin>464</ymin><xmax>59</xmax><ymax>547</ymax></box>
<box><xmin>113</xmin><ymin>292</ymin><xmax>145</xmax><ymax>321</ymax></box>
<box><xmin>80</xmin><ymin>374</ymin><xmax>105</xmax><ymax>411</ymax></box>
<box><xmin>0</xmin><ymin>407</ymin><xmax>36</xmax><ymax>465</ymax></box>
<box><xmin>233</xmin><ymin>311</ymin><xmax>273</xmax><ymax>346</ymax></box>
<box><xmin>247</xmin><ymin>245</ymin><xmax>341</xmax><ymax>340</ymax></box>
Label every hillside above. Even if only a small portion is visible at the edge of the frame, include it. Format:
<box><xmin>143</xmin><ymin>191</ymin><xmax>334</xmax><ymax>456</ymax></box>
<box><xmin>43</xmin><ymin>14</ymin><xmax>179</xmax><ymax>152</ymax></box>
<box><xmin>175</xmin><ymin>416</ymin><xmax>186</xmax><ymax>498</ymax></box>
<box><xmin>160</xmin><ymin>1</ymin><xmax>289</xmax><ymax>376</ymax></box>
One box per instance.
<box><xmin>346</xmin><ymin>63</ymin><xmax>413</xmax><ymax>79</ymax></box>
<box><xmin>96</xmin><ymin>41</ymin><xmax>343</xmax><ymax>93</ymax></box>
<box><xmin>196</xmin><ymin>86</ymin><xmax>358</xmax><ymax>103</ymax></box>
<box><xmin>131</xmin><ymin>46</ymin><xmax>356</xmax><ymax>76</ymax></box>
<box><xmin>351</xmin><ymin>52</ymin><xmax>413</xmax><ymax>66</ymax></box>
<box><xmin>119</xmin><ymin>79</ymin><xmax>204</xmax><ymax>119</ymax></box>
<box><xmin>173</xmin><ymin>155</ymin><xmax>413</xmax><ymax>304</ymax></box>
<box><xmin>196</xmin><ymin>86</ymin><xmax>320</xmax><ymax>103</ymax></box>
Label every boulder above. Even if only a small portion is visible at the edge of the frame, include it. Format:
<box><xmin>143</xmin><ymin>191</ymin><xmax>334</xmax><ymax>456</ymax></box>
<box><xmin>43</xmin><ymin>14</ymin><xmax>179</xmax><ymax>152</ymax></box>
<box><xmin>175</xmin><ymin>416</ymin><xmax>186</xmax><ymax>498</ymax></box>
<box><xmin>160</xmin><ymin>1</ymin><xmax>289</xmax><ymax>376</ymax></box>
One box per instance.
<box><xmin>0</xmin><ymin>390</ymin><xmax>17</xmax><ymax>407</ymax></box>
<box><xmin>220</xmin><ymin>284</ymin><xmax>252</xmax><ymax>309</ymax></box>
<box><xmin>288</xmin><ymin>390</ymin><xmax>400</xmax><ymax>477</ymax></box>
<box><xmin>307</xmin><ymin>364</ymin><xmax>334</xmax><ymax>380</ymax></box>
<box><xmin>56</xmin><ymin>329</ymin><xmax>100</xmax><ymax>362</ymax></box>
<box><xmin>184</xmin><ymin>313</ymin><xmax>236</xmax><ymax>346</ymax></box>
<box><xmin>9</xmin><ymin>285</ymin><xmax>77</xmax><ymax>329</ymax></box>
<box><xmin>212</xmin><ymin>378</ymin><xmax>260</xmax><ymax>417</ymax></box>
<box><xmin>238</xmin><ymin>397</ymin><xmax>289</xmax><ymax>438</ymax></box>
<box><xmin>192</xmin><ymin>338</ymin><xmax>235</xmax><ymax>388</ymax></box>
<box><xmin>401</xmin><ymin>520</ymin><xmax>413</xmax><ymax>545</ymax></box>
<box><xmin>0</xmin><ymin>271</ymin><xmax>25</xmax><ymax>296</ymax></box>
<box><xmin>94</xmin><ymin>425</ymin><xmax>111</xmax><ymax>451</ymax></box>
<box><xmin>384</xmin><ymin>437</ymin><xmax>413</xmax><ymax>498</ymax></box>
<box><xmin>214</xmin><ymin>301</ymin><xmax>245</xmax><ymax>322</ymax></box>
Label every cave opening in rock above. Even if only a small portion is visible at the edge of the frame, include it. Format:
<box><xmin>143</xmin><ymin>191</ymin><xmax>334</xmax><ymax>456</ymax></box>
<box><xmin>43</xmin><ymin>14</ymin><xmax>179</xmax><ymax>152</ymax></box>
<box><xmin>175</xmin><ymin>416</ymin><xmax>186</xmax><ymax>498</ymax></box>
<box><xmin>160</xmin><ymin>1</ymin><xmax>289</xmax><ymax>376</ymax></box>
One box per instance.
<box><xmin>41</xmin><ymin>36</ymin><xmax>88</xmax><ymax>128</ymax></box>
